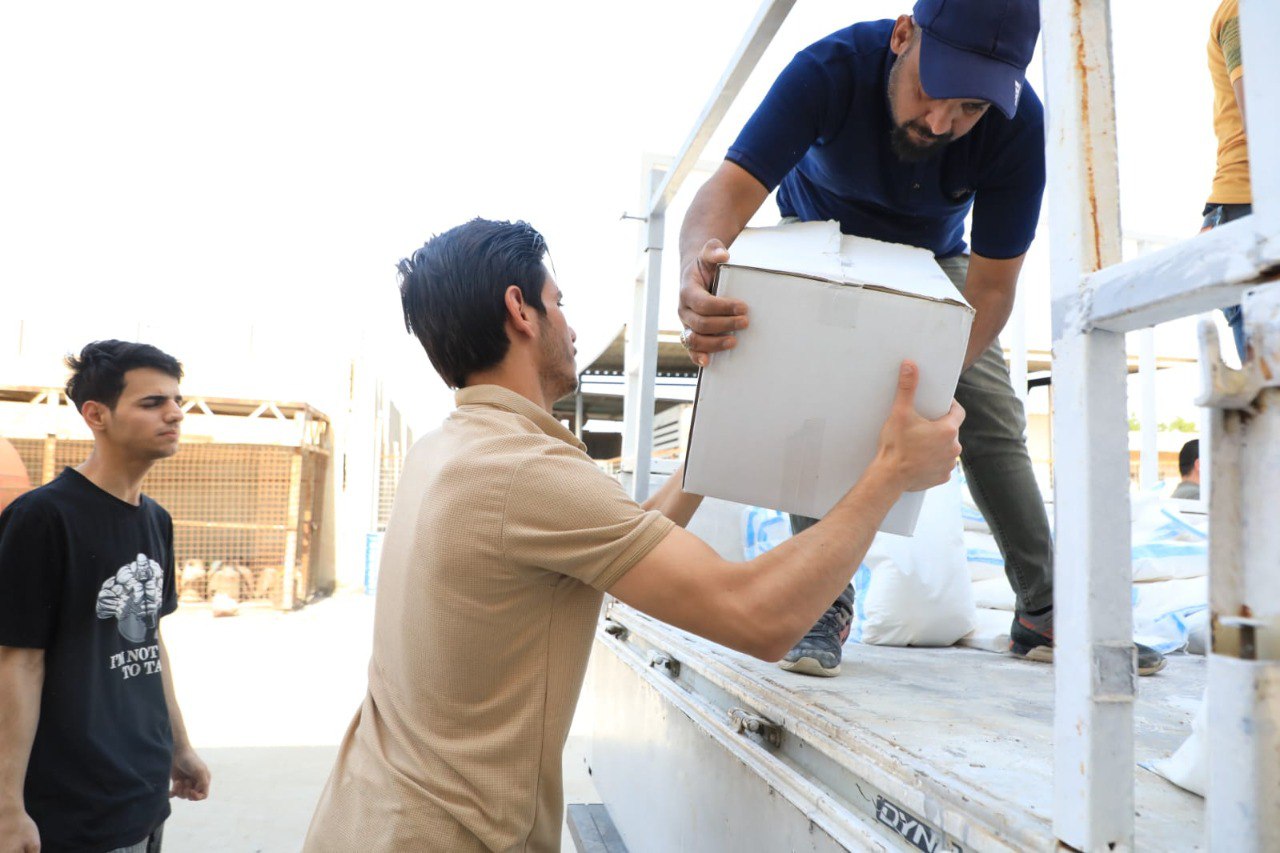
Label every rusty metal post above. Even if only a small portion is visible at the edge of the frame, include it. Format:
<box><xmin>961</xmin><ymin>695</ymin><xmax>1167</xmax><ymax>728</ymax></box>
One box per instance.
<box><xmin>1197</xmin><ymin>284</ymin><xmax>1280</xmax><ymax>851</ymax></box>
<box><xmin>1041</xmin><ymin>0</ymin><xmax>1135</xmax><ymax>849</ymax></box>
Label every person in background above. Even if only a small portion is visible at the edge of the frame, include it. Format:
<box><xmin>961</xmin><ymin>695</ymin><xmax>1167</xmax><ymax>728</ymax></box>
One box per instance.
<box><xmin>1203</xmin><ymin>0</ymin><xmax>1251</xmax><ymax>359</ymax></box>
<box><xmin>1172</xmin><ymin>439</ymin><xmax>1201</xmax><ymax>500</ymax></box>
<box><xmin>0</xmin><ymin>341</ymin><xmax>209</xmax><ymax>853</ymax></box>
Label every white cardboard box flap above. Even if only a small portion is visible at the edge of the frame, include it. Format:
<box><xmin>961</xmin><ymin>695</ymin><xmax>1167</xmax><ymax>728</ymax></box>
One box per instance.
<box><xmin>682</xmin><ymin>223</ymin><xmax>974</xmax><ymax>536</ymax></box>
<box><xmin>722</xmin><ymin>220</ymin><xmax>844</xmax><ymax>281</ymax></box>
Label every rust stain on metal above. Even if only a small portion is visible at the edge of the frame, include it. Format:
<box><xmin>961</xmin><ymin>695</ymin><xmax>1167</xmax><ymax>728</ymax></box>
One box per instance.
<box><xmin>1072</xmin><ymin>0</ymin><xmax>1103</xmax><ymax>270</ymax></box>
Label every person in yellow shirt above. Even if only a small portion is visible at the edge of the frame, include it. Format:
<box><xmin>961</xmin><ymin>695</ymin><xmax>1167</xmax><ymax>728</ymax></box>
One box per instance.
<box><xmin>1203</xmin><ymin>0</ymin><xmax>1251</xmax><ymax>358</ymax></box>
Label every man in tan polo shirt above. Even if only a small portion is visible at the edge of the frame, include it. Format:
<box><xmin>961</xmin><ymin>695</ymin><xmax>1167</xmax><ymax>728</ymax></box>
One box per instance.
<box><xmin>304</xmin><ymin>218</ymin><xmax>963</xmax><ymax>852</ymax></box>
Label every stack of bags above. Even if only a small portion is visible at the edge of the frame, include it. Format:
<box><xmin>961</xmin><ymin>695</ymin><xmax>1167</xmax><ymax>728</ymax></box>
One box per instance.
<box><xmin>743</xmin><ymin>473</ymin><xmax>978</xmax><ymax>648</ymax></box>
<box><xmin>738</xmin><ymin>475</ymin><xmax>1211</xmax><ymax>656</ymax></box>
<box><xmin>959</xmin><ymin>475</ymin><xmax>1209</xmax><ymax>656</ymax></box>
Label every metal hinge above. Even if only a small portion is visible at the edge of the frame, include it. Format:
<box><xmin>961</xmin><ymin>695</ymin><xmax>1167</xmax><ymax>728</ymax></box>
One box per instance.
<box><xmin>647</xmin><ymin>651</ymin><xmax>680</xmax><ymax>678</ymax></box>
<box><xmin>1196</xmin><ymin>298</ymin><xmax>1279</xmax><ymax>410</ymax></box>
<box><xmin>728</xmin><ymin>708</ymin><xmax>783</xmax><ymax>748</ymax></box>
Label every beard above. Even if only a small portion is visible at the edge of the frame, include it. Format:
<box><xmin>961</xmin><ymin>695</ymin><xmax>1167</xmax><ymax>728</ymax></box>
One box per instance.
<box><xmin>886</xmin><ymin>47</ymin><xmax>953</xmax><ymax>163</ymax></box>
<box><xmin>538</xmin><ymin>326</ymin><xmax>578</xmax><ymax>401</ymax></box>
<box><xmin>889</xmin><ymin>119</ymin><xmax>953</xmax><ymax>163</ymax></box>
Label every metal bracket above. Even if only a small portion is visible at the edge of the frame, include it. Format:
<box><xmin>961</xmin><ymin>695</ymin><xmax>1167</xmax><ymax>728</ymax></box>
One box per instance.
<box><xmin>1197</xmin><ymin>318</ymin><xmax>1263</xmax><ymax>409</ymax></box>
<box><xmin>728</xmin><ymin>708</ymin><xmax>783</xmax><ymax>748</ymax></box>
<box><xmin>1197</xmin><ymin>287</ymin><xmax>1280</xmax><ymax>410</ymax></box>
<box><xmin>1216</xmin><ymin>614</ymin><xmax>1279</xmax><ymax>662</ymax></box>
<box><xmin>647</xmin><ymin>652</ymin><xmax>680</xmax><ymax>678</ymax></box>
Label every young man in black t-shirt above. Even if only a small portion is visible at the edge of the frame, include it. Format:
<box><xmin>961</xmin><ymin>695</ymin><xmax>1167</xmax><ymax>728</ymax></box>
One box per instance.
<box><xmin>0</xmin><ymin>341</ymin><xmax>210</xmax><ymax>853</ymax></box>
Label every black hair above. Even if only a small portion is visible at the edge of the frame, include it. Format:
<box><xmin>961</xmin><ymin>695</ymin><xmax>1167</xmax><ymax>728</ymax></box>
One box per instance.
<box><xmin>398</xmin><ymin>218</ymin><xmax>549</xmax><ymax>388</ymax></box>
<box><xmin>1178</xmin><ymin>439</ymin><xmax>1200</xmax><ymax>477</ymax></box>
<box><xmin>64</xmin><ymin>340</ymin><xmax>184</xmax><ymax>412</ymax></box>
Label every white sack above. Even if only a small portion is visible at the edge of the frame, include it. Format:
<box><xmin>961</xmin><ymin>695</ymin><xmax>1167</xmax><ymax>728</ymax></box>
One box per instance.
<box><xmin>1148</xmin><ymin>693</ymin><xmax>1206</xmax><ymax>797</ymax></box>
<box><xmin>964</xmin><ymin>529</ymin><xmax>1005</xmax><ymax>582</ymax></box>
<box><xmin>851</xmin><ymin>475</ymin><xmax>975</xmax><ymax>646</ymax></box>
<box><xmin>971</xmin><ymin>576</ymin><xmax>1017</xmax><ymax>611</ymax></box>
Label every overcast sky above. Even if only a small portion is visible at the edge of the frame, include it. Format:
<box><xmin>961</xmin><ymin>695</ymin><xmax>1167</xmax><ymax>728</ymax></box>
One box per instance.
<box><xmin>1</xmin><ymin>1</ymin><xmax>1223</xmax><ymax>431</ymax></box>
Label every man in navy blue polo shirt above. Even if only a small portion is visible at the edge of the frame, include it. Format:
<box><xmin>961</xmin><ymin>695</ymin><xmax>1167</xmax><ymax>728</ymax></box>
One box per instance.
<box><xmin>677</xmin><ymin>0</ymin><xmax>1166</xmax><ymax>678</ymax></box>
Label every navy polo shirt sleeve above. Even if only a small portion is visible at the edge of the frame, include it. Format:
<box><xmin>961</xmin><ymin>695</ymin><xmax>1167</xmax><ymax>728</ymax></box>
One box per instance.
<box><xmin>969</xmin><ymin>88</ymin><xmax>1046</xmax><ymax>260</ymax></box>
<box><xmin>0</xmin><ymin>499</ymin><xmax>65</xmax><ymax>649</ymax></box>
<box><xmin>726</xmin><ymin>51</ymin><xmax>839</xmax><ymax>191</ymax></box>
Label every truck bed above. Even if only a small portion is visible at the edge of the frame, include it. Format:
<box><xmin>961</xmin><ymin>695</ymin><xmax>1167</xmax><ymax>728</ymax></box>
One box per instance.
<box><xmin>585</xmin><ymin>602</ymin><xmax>1204</xmax><ymax>852</ymax></box>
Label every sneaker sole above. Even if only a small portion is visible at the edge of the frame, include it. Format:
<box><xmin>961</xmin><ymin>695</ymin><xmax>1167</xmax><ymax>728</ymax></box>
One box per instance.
<box><xmin>1009</xmin><ymin>644</ymin><xmax>1054</xmax><ymax>664</ymax></box>
<box><xmin>1138</xmin><ymin>658</ymin><xmax>1167</xmax><ymax>677</ymax></box>
<box><xmin>1009</xmin><ymin>645</ymin><xmax>1168</xmax><ymax>676</ymax></box>
<box><xmin>778</xmin><ymin>656</ymin><xmax>841</xmax><ymax>677</ymax></box>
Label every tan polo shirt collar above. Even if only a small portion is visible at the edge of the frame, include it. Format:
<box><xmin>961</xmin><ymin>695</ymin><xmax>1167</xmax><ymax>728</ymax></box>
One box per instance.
<box><xmin>455</xmin><ymin>384</ymin><xmax>587</xmax><ymax>453</ymax></box>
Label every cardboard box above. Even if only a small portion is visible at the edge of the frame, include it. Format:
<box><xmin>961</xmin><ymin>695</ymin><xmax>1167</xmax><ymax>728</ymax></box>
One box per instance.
<box><xmin>682</xmin><ymin>222</ymin><xmax>974</xmax><ymax>536</ymax></box>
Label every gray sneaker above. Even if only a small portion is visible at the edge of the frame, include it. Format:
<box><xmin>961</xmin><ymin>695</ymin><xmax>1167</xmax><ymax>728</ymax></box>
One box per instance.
<box><xmin>779</xmin><ymin>585</ymin><xmax>855</xmax><ymax>677</ymax></box>
<box><xmin>1009</xmin><ymin>611</ymin><xmax>1168</xmax><ymax>676</ymax></box>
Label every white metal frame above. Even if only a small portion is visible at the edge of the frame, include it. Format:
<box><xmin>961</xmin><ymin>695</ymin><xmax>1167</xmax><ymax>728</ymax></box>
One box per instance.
<box><xmin>621</xmin><ymin>0</ymin><xmax>797</xmax><ymax>501</ymax></box>
<box><xmin>624</xmin><ymin>0</ymin><xmax>1280</xmax><ymax>847</ymax></box>
<box><xmin>1044</xmin><ymin>1</ymin><xmax>1280</xmax><ymax>850</ymax></box>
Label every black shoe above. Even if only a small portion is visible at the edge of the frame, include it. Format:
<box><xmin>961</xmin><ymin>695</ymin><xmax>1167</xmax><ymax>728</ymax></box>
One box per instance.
<box><xmin>1133</xmin><ymin>642</ymin><xmax>1167</xmax><ymax>676</ymax></box>
<box><xmin>1008</xmin><ymin>613</ymin><xmax>1168</xmax><ymax>676</ymax></box>
<box><xmin>779</xmin><ymin>586</ymin><xmax>854</xmax><ymax>677</ymax></box>
<box><xmin>1009</xmin><ymin>613</ymin><xmax>1056</xmax><ymax>663</ymax></box>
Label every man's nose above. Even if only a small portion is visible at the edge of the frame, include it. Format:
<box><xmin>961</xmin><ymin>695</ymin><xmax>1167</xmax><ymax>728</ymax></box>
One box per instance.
<box><xmin>923</xmin><ymin>105</ymin><xmax>954</xmax><ymax>137</ymax></box>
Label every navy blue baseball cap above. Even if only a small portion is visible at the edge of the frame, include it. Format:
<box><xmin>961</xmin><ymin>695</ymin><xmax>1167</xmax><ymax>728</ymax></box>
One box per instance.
<box><xmin>911</xmin><ymin>0</ymin><xmax>1040</xmax><ymax>119</ymax></box>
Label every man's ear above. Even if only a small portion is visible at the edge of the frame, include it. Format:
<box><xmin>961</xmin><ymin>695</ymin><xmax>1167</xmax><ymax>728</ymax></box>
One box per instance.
<box><xmin>890</xmin><ymin>15</ymin><xmax>914</xmax><ymax>55</ymax></box>
<box><xmin>80</xmin><ymin>400</ymin><xmax>109</xmax><ymax>433</ymax></box>
<box><xmin>503</xmin><ymin>285</ymin><xmax>538</xmax><ymax>340</ymax></box>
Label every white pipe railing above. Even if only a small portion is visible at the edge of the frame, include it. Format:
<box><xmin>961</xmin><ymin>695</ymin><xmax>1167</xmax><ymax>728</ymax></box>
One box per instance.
<box><xmin>1045</xmin><ymin>0</ymin><xmax>1280</xmax><ymax>849</ymax></box>
<box><xmin>622</xmin><ymin>0</ymin><xmax>796</xmax><ymax>501</ymax></box>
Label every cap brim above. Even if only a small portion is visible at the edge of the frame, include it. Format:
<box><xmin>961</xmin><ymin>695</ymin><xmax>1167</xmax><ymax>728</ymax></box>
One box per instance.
<box><xmin>918</xmin><ymin>29</ymin><xmax>1023</xmax><ymax>120</ymax></box>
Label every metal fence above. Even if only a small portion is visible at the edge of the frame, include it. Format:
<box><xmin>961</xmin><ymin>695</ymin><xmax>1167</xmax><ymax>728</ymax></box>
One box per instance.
<box><xmin>10</xmin><ymin>437</ymin><xmax>327</xmax><ymax>609</ymax></box>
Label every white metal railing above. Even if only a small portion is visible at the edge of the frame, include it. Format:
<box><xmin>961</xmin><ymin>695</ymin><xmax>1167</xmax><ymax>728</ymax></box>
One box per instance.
<box><xmin>620</xmin><ymin>0</ymin><xmax>797</xmax><ymax>502</ymax></box>
<box><xmin>1045</xmin><ymin>1</ymin><xmax>1280</xmax><ymax>851</ymax></box>
<box><xmin>624</xmin><ymin>0</ymin><xmax>1280</xmax><ymax>848</ymax></box>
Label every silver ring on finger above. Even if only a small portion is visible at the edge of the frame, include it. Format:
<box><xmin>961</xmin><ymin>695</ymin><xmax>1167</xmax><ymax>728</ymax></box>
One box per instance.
<box><xmin>680</xmin><ymin>326</ymin><xmax>694</xmax><ymax>349</ymax></box>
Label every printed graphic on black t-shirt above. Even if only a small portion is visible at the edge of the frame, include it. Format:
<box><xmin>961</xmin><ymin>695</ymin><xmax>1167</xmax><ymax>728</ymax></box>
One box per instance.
<box><xmin>0</xmin><ymin>469</ymin><xmax>178</xmax><ymax>853</ymax></box>
<box><xmin>98</xmin><ymin>552</ymin><xmax>165</xmax><ymax>644</ymax></box>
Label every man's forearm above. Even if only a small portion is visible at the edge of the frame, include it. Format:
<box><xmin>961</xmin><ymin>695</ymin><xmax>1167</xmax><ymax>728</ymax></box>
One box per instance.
<box><xmin>0</xmin><ymin>648</ymin><xmax>44</xmax><ymax>808</ymax></box>
<box><xmin>640</xmin><ymin>464</ymin><xmax>705</xmax><ymax>528</ymax></box>
<box><xmin>678</xmin><ymin>163</ymin><xmax>769</xmax><ymax>272</ymax></box>
<box><xmin>958</xmin><ymin>253</ymin><xmax>1024</xmax><ymax>369</ymax></box>
<box><xmin>962</xmin><ymin>288</ymin><xmax>1014</xmax><ymax>368</ymax></box>
<box><xmin>742</xmin><ymin>461</ymin><xmax>903</xmax><ymax>654</ymax></box>
<box><xmin>679</xmin><ymin>192</ymin><xmax>741</xmax><ymax>273</ymax></box>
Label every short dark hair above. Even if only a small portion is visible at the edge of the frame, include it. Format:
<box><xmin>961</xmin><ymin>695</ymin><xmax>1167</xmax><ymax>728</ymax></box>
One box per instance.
<box><xmin>398</xmin><ymin>218</ymin><xmax>549</xmax><ymax>389</ymax></box>
<box><xmin>1178</xmin><ymin>439</ymin><xmax>1200</xmax><ymax>477</ymax></box>
<box><xmin>65</xmin><ymin>340</ymin><xmax>184</xmax><ymax>412</ymax></box>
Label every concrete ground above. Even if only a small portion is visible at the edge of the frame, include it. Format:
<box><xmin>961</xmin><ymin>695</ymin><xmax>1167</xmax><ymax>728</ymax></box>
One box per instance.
<box><xmin>162</xmin><ymin>590</ymin><xmax>599</xmax><ymax>852</ymax></box>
